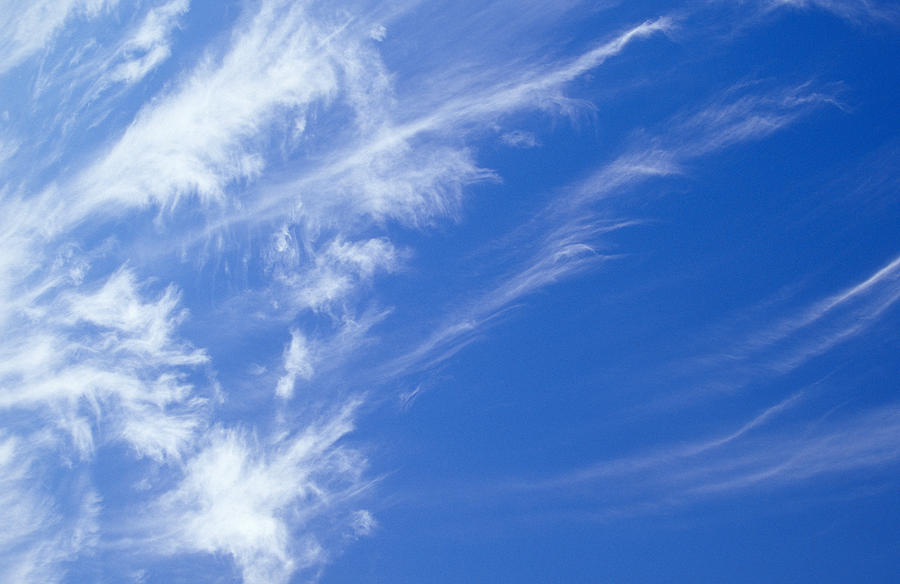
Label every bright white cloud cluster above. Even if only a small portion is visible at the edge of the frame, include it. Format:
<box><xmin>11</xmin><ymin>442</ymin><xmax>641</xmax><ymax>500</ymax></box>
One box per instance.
<box><xmin>0</xmin><ymin>266</ymin><xmax>207</xmax><ymax>460</ymax></box>
<box><xmin>150</xmin><ymin>405</ymin><xmax>363</xmax><ymax>583</ymax></box>
<box><xmin>72</xmin><ymin>0</ymin><xmax>374</xmax><ymax>216</ymax></box>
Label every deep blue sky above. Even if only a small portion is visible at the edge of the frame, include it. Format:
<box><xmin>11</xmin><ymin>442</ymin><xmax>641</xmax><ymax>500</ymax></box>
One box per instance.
<box><xmin>0</xmin><ymin>1</ymin><xmax>898</xmax><ymax>582</ymax></box>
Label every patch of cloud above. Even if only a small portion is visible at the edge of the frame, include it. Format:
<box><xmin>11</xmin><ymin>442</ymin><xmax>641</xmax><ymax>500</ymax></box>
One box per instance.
<box><xmin>766</xmin><ymin>255</ymin><xmax>900</xmax><ymax>368</ymax></box>
<box><xmin>273</xmin><ymin>236</ymin><xmax>400</xmax><ymax>314</ymax></box>
<box><xmin>765</xmin><ymin>0</ymin><xmax>900</xmax><ymax>24</ymax></box>
<box><xmin>514</xmin><ymin>396</ymin><xmax>900</xmax><ymax>517</ymax></box>
<box><xmin>62</xmin><ymin>268</ymin><xmax>208</xmax><ymax>367</ymax></box>
<box><xmin>0</xmin><ymin>266</ymin><xmax>208</xmax><ymax>461</ymax></box>
<box><xmin>0</xmin><ymin>137</ymin><xmax>18</xmax><ymax>167</ymax></box>
<box><xmin>147</xmin><ymin>403</ymin><xmax>365</xmax><ymax>584</ymax></box>
<box><xmin>67</xmin><ymin>0</ymin><xmax>382</xmax><ymax>219</ymax></box>
<box><xmin>387</xmin><ymin>82</ymin><xmax>835</xmax><ymax>380</ymax></box>
<box><xmin>104</xmin><ymin>0</ymin><xmax>190</xmax><ymax>86</ymax></box>
<box><xmin>276</xmin><ymin>329</ymin><xmax>314</xmax><ymax>399</ymax></box>
<box><xmin>672</xmin><ymin>82</ymin><xmax>846</xmax><ymax>157</ymax></box>
<box><xmin>0</xmin><ymin>436</ymin><xmax>100</xmax><ymax>584</ymax></box>
<box><xmin>0</xmin><ymin>0</ymin><xmax>119</xmax><ymax>75</ymax></box>
<box><xmin>550</xmin><ymin>82</ymin><xmax>838</xmax><ymax>214</ymax></box>
<box><xmin>368</xmin><ymin>24</ymin><xmax>386</xmax><ymax>41</ymax></box>
<box><xmin>654</xmin><ymin>250</ymin><xmax>900</xmax><ymax>406</ymax></box>
<box><xmin>501</xmin><ymin>130</ymin><xmax>540</xmax><ymax>148</ymax></box>
<box><xmin>350</xmin><ymin>509</ymin><xmax>377</xmax><ymax>536</ymax></box>
<box><xmin>234</xmin><ymin>16</ymin><xmax>672</xmax><ymax>233</ymax></box>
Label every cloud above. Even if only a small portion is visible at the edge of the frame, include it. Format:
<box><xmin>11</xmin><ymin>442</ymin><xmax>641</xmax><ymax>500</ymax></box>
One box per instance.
<box><xmin>500</xmin><ymin>130</ymin><xmax>540</xmax><ymax>148</ymax></box>
<box><xmin>0</xmin><ymin>137</ymin><xmax>18</xmax><ymax>167</ymax></box>
<box><xmin>62</xmin><ymin>267</ymin><xmax>208</xmax><ymax>367</ymax></box>
<box><xmin>215</xmin><ymin>15</ymin><xmax>672</xmax><ymax>234</ymax></box>
<box><xmin>368</xmin><ymin>24</ymin><xmax>386</xmax><ymax>42</ymax></box>
<box><xmin>765</xmin><ymin>0</ymin><xmax>900</xmax><ymax>24</ymax></box>
<box><xmin>350</xmin><ymin>509</ymin><xmax>377</xmax><ymax>536</ymax></box>
<box><xmin>0</xmin><ymin>435</ymin><xmax>100</xmax><ymax>584</ymax></box>
<box><xmin>0</xmin><ymin>0</ymin><xmax>119</xmax><ymax>75</ymax></box>
<box><xmin>514</xmin><ymin>396</ymin><xmax>900</xmax><ymax>516</ymax></box>
<box><xmin>0</xmin><ymin>266</ymin><xmax>208</xmax><ymax>461</ymax></box>
<box><xmin>1</xmin><ymin>0</ymin><xmax>895</xmax><ymax>579</ymax></box>
<box><xmin>569</xmin><ymin>82</ymin><xmax>840</xmax><ymax>207</ymax></box>
<box><xmin>147</xmin><ymin>403</ymin><xmax>366</xmax><ymax>584</ymax></box>
<box><xmin>67</xmin><ymin>0</ymin><xmax>375</xmax><ymax>220</ymax></box>
<box><xmin>657</xmin><ymin>250</ymin><xmax>900</xmax><ymax>402</ymax></box>
<box><xmin>286</xmin><ymin>237</ymin><xmax>400</xmax><ymax>313</ymax></box>
<box><xmin>104</xmin><ymin>0</ymin><xmax>190</xmax><ymax>86</ymax></box>
<box><xmin>386</xmin><ymin>81</ymin><xmax>837</xmax><ymax>381</ymax></box>
<box><xmin>750</xmin><ymin>252</ymin><xmax>900</xmax><ymax>374</ymax></box>
<box><xmin>276</xmin><ymin>329</ymin><xmax>314</xmax><ymax>399</ymax></box>
<box><xmin>543</xmin><ymin>393</ymin><xmax>807</xmax><ymax>487</ymax></box>
<box><xmin>260</xmin><ymin>226</ymin><xmax>402</xmax><ymax>320</ymax></box>
<box><xmin>684</xmin><ymin>404</ymin><xmax>900</xmax><ymax>494</ymax></box>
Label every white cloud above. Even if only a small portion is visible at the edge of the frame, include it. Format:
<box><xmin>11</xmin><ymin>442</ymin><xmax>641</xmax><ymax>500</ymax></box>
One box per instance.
<box><xmin>105</xmin><ymin>0</ymin><xmax>190</xmax><ymax>85</ymax></box>
<box><xmin>542</xmin><ymin>393</ymin><xmax>807</xmax><ymax>486</ymax></box>
<box><xmin>62</xmin><ymin>268</ymin><xmax>208</xmax><ymax>366</ymax></box>
<box><xmin>273</xmin><ymin>236</ymin><xmax>400</xmax><ymax>313</ymax></box>
<box><xmin>501</xmin><ymin>130</ymin><xmax>539</xmax><ymax>148</ymax></box>
<box><xmin>766</xmin><ymin>0</ymin><xmax>900</xmax><ymax>23</ymax></box>
<box><xmin>0</xmin><ymin>0</ymin><xmax>119</xmax><ymax>75</ymax></box>
<box><xmin>148</xmin><ymin>403</ymin><xmax>365</xmax><ymax>584</ymax></box>
<box><xmin>0</xmin><ymin>266</ymin><xmax>208</xmax><ymax>461</ymax></box>
<box><xmin>350</xmin><ymin>509</ymin><xmax>377</xmax><ymax>536</ymax></box>
<box><xmin>1</xmin><ymin>0</ymin><xmax>892</xmax><ymax>579</ymax></box>
<box><xmin>0</xmin><ymin>435</ymin><xmax>100</xmax><ymax>584</ymax></box>
<box><xmin>276</xmin><ymin>329</ymin><xmax>314</xmax><ymax>399</ymax></box>
<box><xmin>224</xmin><ymin>16</ymin><xmax>672</xmax><ymax>234</ymax></box>
<box><xmin>66</xmin><ymin>0</ymin><xmax>386</xmax><ymax>222</ymax></box>
<box><xmin>688</xmin><ymin>404</ymin><xmax>900</xmax><ymax>494</ymax></box>
<box><xmin>663</xmin><ymin>251</ymin><xmax>900</xmax><ymax>399</ymax></box>
<box><xmin>0</xmin><ymin>137</ymin><xmax>18</xmax><ymax>167</ymax></box>
<box><xmin>368</xmin><ymin>24</ymin><xmax>386</xmax><ymax>41</ymax></box>
<box><xmin>516</xmin><ymin>397</ymin><xmax>900</xmax><ymax>516</ymax></box>
<box><xmin>386</xmin><ymin>82</ymin><xmax>835</xmax><ymax>380</ymax></box>
<box><xmin>759</xmin><ymin>254</ymin><xmax>900</xmax><ymax>373</ymax></box>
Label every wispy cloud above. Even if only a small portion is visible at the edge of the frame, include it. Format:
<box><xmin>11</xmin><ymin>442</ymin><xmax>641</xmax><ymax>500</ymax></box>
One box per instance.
<box><xmin>568</xmin><ymin>82</ymin><xmax>841</xmax><ymax>206</ymax></box>
<box><xmin>0</xmin><ymin>0</ymin><xmax>895</xmax><ymax>579</ymax></box>
<box><xmin>104</xmin><ymin>0</ymin><xmax>190</xmax><ymax>86</ymax></box>
<box><xmin>0</xmin><ymin>267</ymin><xmax>208</xmax><ymax>460</ymax></box>
<box><xmin>276</xmin><ymin>329</ymin><xmax>314</xmax><ymax>399</ymax></box>
<box><xmin>215</xmin><ymin>16</ymin><xmax>673</xmax><ymax>232</ymax></box>
<box><xmin>765</xmin><ymin>0</ymin><xmax>900</xmax><ymax>24</ymax></box>
<box><xmin>0</xmin><ymin>0</ymin><xmax>119</xmax><ymax>75</ymax></box>
<box><xmin>747</xmin><ymin>252</ymin><xmax>900</xmax><ymax>373</ymax></box>
<box><xmin>63</xmin><ymin>0</ymin><xmax>376</xmax><ymax>221</ymax></box>
<box><xmin>145</xmin><ymin>403</ymin><xmax>367</xmax><ymax>584</ymax></box>
<box><xmin>655</xmin><ymin>250</ymin><xmax>900</xmax><ymax>404</ymax></box>
<box><xmin>500</xmin><ymin>130</ymin><xmax>540</xmax><ymax>148</ymax></box>
<box><xmin>512</xmin><ymin>395</ymin><xmax>900</xmax><ymax>517</ymax></box>
<box><xmin>0</xmin><ymin>435</ymin><xmax>100</xmax><ymax>584</ymax></box>
<box><xmin>386</xmin><ymin>81</ymin><xmax>838</xmax><ymax>383</ymax></box>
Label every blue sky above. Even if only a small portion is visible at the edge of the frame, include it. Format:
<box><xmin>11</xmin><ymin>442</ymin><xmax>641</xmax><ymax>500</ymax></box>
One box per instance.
<box><xmin>0</xmin><ymin>0</ymin><xmax>899</xmax><ymax>582</ymax></box>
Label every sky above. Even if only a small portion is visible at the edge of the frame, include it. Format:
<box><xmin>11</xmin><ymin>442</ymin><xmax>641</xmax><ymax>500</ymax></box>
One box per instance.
<box><xmin>0</xmin><ymin>0</ymin><xmax>899</xmax><ymax>582</ymax></box>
